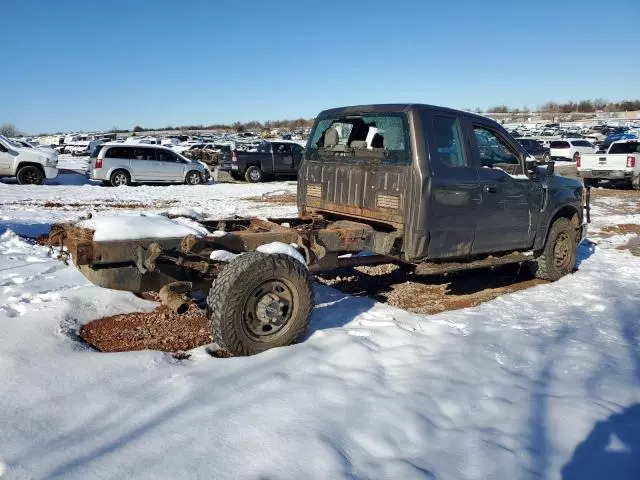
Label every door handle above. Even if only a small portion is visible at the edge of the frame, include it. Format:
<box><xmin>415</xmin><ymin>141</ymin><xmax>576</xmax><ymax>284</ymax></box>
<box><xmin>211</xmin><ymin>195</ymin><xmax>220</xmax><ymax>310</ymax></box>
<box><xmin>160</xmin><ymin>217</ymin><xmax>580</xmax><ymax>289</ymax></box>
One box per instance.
<box><xmin>483</xmin><ymin>185</ymin><xmax>498</xmax><ymax>194</ymax></box>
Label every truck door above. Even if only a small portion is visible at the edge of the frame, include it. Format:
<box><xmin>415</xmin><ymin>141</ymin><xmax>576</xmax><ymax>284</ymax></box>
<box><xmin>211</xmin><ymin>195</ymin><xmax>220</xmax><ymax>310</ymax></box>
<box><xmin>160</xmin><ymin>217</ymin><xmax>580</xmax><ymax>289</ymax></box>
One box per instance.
<box><xmin>466</xmin><ymin>122</ymin><xmax>537</xmax><ymax>253</ymax></box>
<box><xmin>424</xmin><ymin>113</ymin><xmax>480</xmax><ymax>258</ymax></box>
<box><xmin>273</xmin><ymin>143</ymin><xmax>295</xmax><ymax>173</ymax></box>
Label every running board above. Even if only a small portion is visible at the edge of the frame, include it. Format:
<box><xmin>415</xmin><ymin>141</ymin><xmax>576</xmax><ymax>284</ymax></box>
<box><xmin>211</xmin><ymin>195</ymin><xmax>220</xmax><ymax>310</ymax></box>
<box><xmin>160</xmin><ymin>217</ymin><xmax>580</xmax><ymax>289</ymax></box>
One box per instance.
<box><xmin>413</xmin><ymin>251</ymin><xmax>534</xmax><ymax>276</ymax></box>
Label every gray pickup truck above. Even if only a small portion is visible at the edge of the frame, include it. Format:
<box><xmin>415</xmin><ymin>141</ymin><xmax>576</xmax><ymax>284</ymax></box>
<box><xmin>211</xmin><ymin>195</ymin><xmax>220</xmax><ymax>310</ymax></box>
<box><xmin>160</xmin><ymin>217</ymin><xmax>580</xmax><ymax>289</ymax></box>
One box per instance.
<box><xmin>217</xmin><ymin>140</ymin><xmax>305</xmax><ymax>182</ymax></box>
<box><xmin>50</xmin><ymin>104</ymin><xmax>589</xmax><ymax>357</ymax></box>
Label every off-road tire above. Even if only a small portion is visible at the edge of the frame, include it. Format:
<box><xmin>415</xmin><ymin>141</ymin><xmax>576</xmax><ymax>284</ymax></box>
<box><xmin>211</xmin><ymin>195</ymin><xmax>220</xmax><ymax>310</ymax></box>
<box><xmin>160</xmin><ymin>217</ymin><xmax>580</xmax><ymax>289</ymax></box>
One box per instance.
<box><xmin>185</xmin><ymin>170</ymin><xmax>202</xmax><ymax>185</ymax></box>
<box><xmin>532</xmin><ymin>217</ymin><xmax>577</xmax><ymax>281</ymax></box>
<box><xmin>110</xmin><ymin>169</ymin><xmax>130</xmax><ymax>187</ymax></box>
<box><xmin>16</xmin><ymin>165</ymin><xmax>44</xmax><ymax>185</ymax></box>
<box><xmin>245</xmin><ymin>166</ymin><xmax>263</xmax><ymax>183</ymax></box>
<box><xmin>206</xmin><ymin>252</ymin><xmax>313</xmax><ymax>356</ymax></box>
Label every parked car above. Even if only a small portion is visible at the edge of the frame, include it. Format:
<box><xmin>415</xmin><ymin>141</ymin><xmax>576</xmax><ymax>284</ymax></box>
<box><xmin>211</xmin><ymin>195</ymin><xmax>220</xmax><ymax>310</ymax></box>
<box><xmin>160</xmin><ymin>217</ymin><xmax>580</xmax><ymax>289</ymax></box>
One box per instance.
<box><xmin>89</xmin><ymin>144</ymin><xmax>208</xmax><ymax>186</ymax></box>
<box><xmin>70</xmin><ymin>139</ymin><xmax>105</xmax><ymax>156</ymax></box>
<box><xmin>549</xmin><ymin>139</ymin><xmax>596</xmax><ymax>161</ymax></box>
<box><xmin>10</xmin><ymin>138</ymin><xmax>59</xmax><ymax>156</ymax></box>
<box><xmin>516</xmin><ymin>138</ymin><xmax>550</xmax><ymax>162</ymax></box>
<box><xmin>0</xmin><ymin>135</ymin><xmax>58</xmax><ymax>184</ymax></box>
<box><xmin>217</xmin><ymin>140</ymin><xmax>305</xmax><ymax>182</ymax></box>
<box><xmin>598</xmin><ymin>132</ymin><xmax>638</xmax><ymax>153</ymax></box>
<box><xmin>577</xmin><ymin>140</ymin><xmax>640</xmax><ymax>189</ymax></box>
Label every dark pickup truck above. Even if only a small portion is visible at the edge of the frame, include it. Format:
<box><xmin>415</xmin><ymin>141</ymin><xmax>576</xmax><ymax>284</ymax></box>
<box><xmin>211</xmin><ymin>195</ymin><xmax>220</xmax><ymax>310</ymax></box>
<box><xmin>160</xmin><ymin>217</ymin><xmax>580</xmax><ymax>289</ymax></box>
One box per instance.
<box><xmin>217</xmin><ymin>141</ymin><xmax>305</xmax><ymax>182</ymax></box>
<box><xmin>50</xmin><ymin>104</ymin><xmax>589</xmax><ymax>357</ymax></box>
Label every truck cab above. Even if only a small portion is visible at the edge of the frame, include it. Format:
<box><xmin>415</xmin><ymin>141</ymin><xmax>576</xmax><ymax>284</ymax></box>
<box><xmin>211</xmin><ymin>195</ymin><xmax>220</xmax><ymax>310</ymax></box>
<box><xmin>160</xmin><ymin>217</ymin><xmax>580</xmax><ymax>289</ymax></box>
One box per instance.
<box><xmin>298</xmin><ymin>104</ymin><xmax>586</xmax><ymax>264</ymax></box>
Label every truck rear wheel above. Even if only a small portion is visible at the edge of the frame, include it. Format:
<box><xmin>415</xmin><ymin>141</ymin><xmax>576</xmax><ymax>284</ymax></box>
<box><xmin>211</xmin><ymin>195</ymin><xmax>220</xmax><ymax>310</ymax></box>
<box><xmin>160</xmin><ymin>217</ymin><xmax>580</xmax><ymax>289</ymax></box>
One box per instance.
<box><xmin>16</xmin><ymin>165</ymin><xmax>44</xmax><ymax>185</ymax></box>
<box><xmin>245</xmin><ymin>166</ymin><xmax>263</xmax><ymax>183</ymax></box>
<box><xmin>532</xmin><ymin>217</ymin><xmax>577</xmax><ymax>281</ymax></box>
<box><xmin>206</xmin><ymin>251</ymin><xmax>313</xmax><ymax>356</ymax></box>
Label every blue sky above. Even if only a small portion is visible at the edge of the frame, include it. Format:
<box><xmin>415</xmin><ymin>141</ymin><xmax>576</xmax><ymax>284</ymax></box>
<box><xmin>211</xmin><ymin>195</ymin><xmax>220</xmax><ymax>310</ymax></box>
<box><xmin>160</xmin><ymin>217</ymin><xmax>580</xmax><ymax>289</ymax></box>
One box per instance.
<box><xmin>3</xmin><ymin>0</ymin><xmax>639</xmax><ymax>134</ymax></box>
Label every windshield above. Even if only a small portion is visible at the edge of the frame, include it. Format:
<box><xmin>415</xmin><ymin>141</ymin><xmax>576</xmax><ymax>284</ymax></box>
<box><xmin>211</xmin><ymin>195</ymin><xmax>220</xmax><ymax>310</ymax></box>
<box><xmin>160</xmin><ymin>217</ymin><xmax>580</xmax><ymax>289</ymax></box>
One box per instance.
<box><xmin>308</xmin><ymin>113</ymin><xmax>411</xmax><ymax>165</ymax></box>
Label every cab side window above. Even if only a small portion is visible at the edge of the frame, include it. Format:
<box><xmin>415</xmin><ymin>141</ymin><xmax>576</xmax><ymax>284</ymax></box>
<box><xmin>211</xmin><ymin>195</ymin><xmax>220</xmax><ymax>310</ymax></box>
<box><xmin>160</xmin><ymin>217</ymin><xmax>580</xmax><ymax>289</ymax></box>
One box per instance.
<box><xmin>472</xmin><ymin>127</ymin><xmax>520</xmax><ymax>167</ymax></box>
<box><xmin>0</xmin><ymin>143</ymin><xmax>8</xmax><ymax>152</ymax></box>
<box><xmin>430</xmin><ymin>115</ymin><xmax>468</xmax><ymax>169</ymax></box>
<box><xmin>275</xmin><ymin>144</ymin><xmax>291</xmax><ymax>154</ymax></box>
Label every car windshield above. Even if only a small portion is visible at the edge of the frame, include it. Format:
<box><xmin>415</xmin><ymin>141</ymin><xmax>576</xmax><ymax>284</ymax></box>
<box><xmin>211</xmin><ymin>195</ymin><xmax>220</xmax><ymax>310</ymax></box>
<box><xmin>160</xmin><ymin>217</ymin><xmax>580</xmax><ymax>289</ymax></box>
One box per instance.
<box><xmin>307</xmin><ymin>113</ymin><xmax>411</xmax><ymax>165</ymax></box>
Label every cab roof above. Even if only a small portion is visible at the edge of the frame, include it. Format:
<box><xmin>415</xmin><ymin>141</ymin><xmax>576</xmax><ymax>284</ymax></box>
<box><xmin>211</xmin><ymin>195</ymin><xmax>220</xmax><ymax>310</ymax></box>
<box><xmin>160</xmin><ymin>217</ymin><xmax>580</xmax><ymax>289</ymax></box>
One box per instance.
<box><xmin>317</xmin><ymin>103</ymin><xmax>490</xmax><ymax>123</ymax></box>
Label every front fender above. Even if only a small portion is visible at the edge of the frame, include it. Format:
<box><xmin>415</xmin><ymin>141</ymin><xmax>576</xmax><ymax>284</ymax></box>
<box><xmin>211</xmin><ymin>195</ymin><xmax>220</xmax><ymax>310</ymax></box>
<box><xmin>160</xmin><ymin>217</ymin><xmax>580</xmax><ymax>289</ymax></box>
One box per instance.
<box><xmin>534</xmin><ymin>190</ymin><xmax>582</xmax><ymax>250</ymax></box>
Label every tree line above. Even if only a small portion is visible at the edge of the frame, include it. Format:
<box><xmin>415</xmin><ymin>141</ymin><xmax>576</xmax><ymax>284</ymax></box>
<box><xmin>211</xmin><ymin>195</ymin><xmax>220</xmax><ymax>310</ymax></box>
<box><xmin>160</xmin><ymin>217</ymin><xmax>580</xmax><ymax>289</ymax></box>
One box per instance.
<box><xmin>485</xmin><ymin>99</ymin><xmax>640</xmax><ymax>114</ymax></box>
<box><xmin>126</xmin><ymin>117</ymin><xmax>315</xmax><ymax>134</ymax></box>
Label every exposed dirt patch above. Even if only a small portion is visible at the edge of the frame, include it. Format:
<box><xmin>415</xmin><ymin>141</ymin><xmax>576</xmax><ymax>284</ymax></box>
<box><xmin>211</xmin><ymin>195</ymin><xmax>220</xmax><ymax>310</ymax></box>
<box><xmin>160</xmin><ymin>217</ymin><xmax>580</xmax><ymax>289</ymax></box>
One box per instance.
<box><xmin>243</xmin><ymin>193</ymin><xmax>297</xmax><ymax>205</ymax></box>
<box><xmin>601</xmin><ymin>224</ymin><xmax>640</xmax><ymax>236</ymax></box>
<box><xmin>80</xmin><ymin>303</ymin><xmax>213</xmax><ymax>353</ymax></box>
<box><xmin>316</xmin><ymin>263</ymin><xmax>547</xmax><ymax>314</ymax></box>
<box><xmin>4</xmin><ymin>200</ymin><xmax>179</xmax><ymax>210</ymax></box>
<box><xmin>589</xmin><ymin>187</ymin><xmax>640</xmax><ymax>199</ymax></box>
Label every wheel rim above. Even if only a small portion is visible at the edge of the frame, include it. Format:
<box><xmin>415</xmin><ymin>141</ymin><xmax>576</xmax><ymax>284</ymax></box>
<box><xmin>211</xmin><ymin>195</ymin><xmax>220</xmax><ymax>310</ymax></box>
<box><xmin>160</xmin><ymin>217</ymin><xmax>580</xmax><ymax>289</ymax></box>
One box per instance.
<box><xmin>243</xmin><ymin>279</ymin><xmax>294</xmax><ymax>338</ymax></box>
<box><xmin>250</xmin><ymin>169</ymin><xmax>261</xmax><ymax>181</ymax></box>
<box><xmin>113</xmin><ymin>173</ymin><xmax>127</xmax><ymax>186</ymax></box>
<box><xmin>21</xmin><ymin>169</ymin><xmax>40</xmax><ymax>184</ymax></box>
<box><xmin>189</xmin><ymin>172</ymin><xmax>201</xmax><ymax>184</ymax></box>
<box><xmin>553</xmin><ymin>232</ymin><xmax>572</xmax><ymax>269</ymax></box>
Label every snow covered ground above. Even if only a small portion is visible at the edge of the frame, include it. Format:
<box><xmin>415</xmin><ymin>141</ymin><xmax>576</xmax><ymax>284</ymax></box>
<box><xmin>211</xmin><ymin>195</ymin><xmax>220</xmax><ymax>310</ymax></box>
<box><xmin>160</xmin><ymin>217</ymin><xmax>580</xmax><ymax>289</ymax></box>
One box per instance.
<box><xmin>0</xmin><ymin>165</ymin><xmax>639</xmax><ymax>479</ymax></box>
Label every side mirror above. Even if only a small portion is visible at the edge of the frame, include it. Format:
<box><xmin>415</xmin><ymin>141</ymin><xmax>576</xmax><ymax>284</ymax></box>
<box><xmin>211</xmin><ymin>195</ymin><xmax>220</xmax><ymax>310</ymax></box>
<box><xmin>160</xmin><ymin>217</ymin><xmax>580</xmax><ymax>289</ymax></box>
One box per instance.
<box><xmin>525</xmin><ymin>158</ymin><xmax>537</xmax><ymax>174</ymax></box>
<box><xmin>546</xmin><ymin>160</ymin><xmax>555</xmax><ymax>176</ymax></box>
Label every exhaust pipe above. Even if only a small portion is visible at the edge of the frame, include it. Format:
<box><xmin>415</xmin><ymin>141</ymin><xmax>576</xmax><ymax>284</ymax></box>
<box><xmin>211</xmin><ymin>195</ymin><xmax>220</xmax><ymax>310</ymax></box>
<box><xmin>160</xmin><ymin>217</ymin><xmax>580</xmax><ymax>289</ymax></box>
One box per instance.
<box><xmin>158</xmin><ymin>282</ymin><xmax>192</xmax><ymax>314</ymax></box>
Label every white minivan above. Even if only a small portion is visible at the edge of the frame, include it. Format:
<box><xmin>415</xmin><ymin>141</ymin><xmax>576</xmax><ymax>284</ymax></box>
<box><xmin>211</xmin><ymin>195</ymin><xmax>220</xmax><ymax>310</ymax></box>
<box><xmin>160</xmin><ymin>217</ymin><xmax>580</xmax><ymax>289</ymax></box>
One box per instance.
<box><xmin>89</xmin><ymin>144</ymin><xmax>208</xmax><ymax>186</ymax></box>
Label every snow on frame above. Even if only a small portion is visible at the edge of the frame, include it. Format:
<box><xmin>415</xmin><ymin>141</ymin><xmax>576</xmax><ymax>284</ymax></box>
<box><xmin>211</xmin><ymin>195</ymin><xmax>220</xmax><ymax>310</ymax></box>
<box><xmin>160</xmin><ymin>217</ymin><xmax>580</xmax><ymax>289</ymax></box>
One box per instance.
<box><xmin>76</xmin><ymin>214</ymin><xmax>209</xmax><ymax>241</ymax></box>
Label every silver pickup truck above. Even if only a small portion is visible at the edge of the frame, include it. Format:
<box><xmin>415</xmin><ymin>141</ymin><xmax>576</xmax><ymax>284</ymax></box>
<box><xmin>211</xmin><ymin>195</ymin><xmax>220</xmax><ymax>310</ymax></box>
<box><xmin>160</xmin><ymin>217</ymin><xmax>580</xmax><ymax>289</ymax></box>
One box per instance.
<box><xmin>577</xmin><ymin>139</ymin><xmax>640</xmax><ymax>189</ymax></box>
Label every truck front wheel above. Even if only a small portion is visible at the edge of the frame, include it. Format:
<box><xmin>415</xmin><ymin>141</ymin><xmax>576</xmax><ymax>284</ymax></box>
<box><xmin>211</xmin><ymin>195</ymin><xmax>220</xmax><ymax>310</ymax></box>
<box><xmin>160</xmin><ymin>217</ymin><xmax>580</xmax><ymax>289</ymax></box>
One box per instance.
<box><xmin>206</xmin><ymin>252</ymin><xmax>313</xmax><ymax>356</ymax></box>
<box><xmin>245</xmin><ymin>166</ymin><xmax>263</xmax><ymax>183</ymax></box>
<box><xmin>16</xmin><ymin>165</ymin><xmax>44</xmax><ymax>185</ymax></box>
<box><xmin>532</xmin><ymin>217</ymin><xmax>577</xmax><ymax>281</ymax></box>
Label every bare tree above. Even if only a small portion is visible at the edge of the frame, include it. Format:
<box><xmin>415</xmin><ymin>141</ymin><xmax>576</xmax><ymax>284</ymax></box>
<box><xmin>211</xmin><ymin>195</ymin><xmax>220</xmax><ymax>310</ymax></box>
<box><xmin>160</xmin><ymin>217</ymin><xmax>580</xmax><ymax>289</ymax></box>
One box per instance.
<box><xmin>0</xmin><ymin>123</ymin><xmax>19</xmax><ymax>137</ymax></box>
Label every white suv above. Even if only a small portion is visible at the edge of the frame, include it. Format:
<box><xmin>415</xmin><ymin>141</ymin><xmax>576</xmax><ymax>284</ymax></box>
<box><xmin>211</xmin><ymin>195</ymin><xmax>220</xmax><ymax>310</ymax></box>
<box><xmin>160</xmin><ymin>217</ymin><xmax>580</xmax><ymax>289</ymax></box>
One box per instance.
<box><xmin>549</xmin><ymin>139</ymin><xmax>596</xmax><ymax>161</ymax></box>
<box><xmin>0</xmin><ymin>135</ymin><xmax>58</xmax><ymax>184</ymax></box>
<box><xmin>89</xmin><ymin>144</ymin><xmax>208</xmax><ymax>186</ymax></box>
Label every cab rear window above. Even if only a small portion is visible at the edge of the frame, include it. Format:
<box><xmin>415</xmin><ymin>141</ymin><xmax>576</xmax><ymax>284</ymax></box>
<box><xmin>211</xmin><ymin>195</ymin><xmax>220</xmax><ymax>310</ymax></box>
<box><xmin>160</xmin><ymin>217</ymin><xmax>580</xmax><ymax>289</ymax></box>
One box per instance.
<box><xmin>308</xmin><ymin>113</ymin><xmax>411</xmax><ymax>165</ymax></box>
<box><xmin>609</xmin><ymin>142</ymin><xmax>640</xmax><ymax>154</ymax></box>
